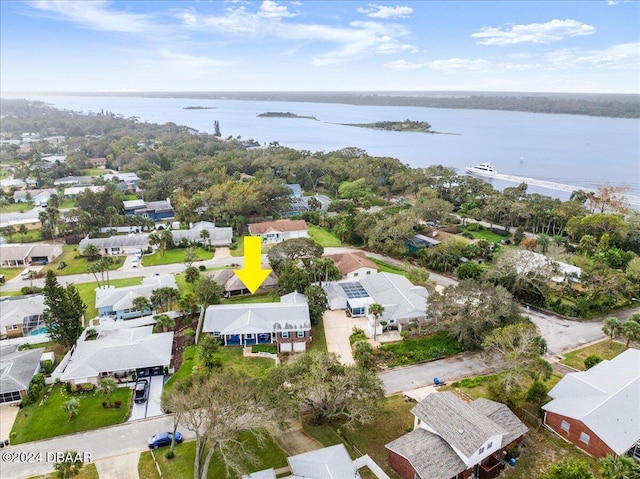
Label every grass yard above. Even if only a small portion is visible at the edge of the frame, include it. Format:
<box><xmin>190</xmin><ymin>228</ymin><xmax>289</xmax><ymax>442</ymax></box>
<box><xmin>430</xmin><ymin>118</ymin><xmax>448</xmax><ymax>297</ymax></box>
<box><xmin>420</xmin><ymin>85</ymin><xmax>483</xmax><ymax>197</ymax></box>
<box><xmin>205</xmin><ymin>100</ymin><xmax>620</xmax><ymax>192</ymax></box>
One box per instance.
<box><xmin>40</xmin><ymin>245</ymin><xmax>125</xmax><ymax>276</ymax></box>
<box><xmin>0</xmin><ymin>267</ymin><xmax>24</xmax><ymax>282</ymax></box>
<box><xmin>26</xmin><ymin>463</ymin><xmax>98</xmax><ymax>479</ymax></box>
<box><xmin>0</xmin><ymin>202</ymin><xmax>34</xmax><ymax>213</ymax></box>
<box><xmin>222</xmin><ymin>291</ymin><xmax>280</xmax><ymax>305</ymax></box>
<box><xmin>230</xmin><ymin>236</ymin><xmax>245</xmax><ymax>257</ymax></box>
<box><xmin>446</xmin><ymin>372</ymin><xmax>564</xmax><ymax>400</ymax></box>
<box><xmin>138</xmin><ymin>431</ymin><xmax>288</xmax><ymax>479</ymax></box>
<box><xmin>459</xmin><ymin>225</ymin><xmax>508</xmax><ymax>243</ymax></box>
<box><xmin>5</xmin><ymin>229</ymin><xmax>42</xmax><ymax>243</ymax></box>
<box><xmin>308</xmin><ymin>224</ymin><xmax>342</xmax><ymax>247</ymax></box>
<box><xmin>11</xmin><ymin>384</ymin><xmax>132</xmax><ymax>444</ymax></box>
<box><xmin>77</xmin><ymin>277</ymin><xmax>143</xmax><ymax>321</ymax></box>
<box><xmin>302</xmin><ymin>394</ymin><xmax>414</xmax><ymax>478</ymax></box>
<box><xmin>560</xmin><ymin>340</ymin><xmax>627</xmax><ymax>371</ymax></box>
<box><xmin>142</xmin><ymin>247</ymin><xmax>214</xmax><ymax>266</ymax></box>
<box><xmin>310</xmin><ymin>316</ymin><xmax>327</xmax><ymax>352</ymax></box>
<box><xmin>368</xmin><ymin>257</ymin><xmax>405</xmax><ymax>275</ymax></box>
<box><xmin>379</xmin><ymin>331</ymin><xmax>463</xmax><ymax>367</ymax></box>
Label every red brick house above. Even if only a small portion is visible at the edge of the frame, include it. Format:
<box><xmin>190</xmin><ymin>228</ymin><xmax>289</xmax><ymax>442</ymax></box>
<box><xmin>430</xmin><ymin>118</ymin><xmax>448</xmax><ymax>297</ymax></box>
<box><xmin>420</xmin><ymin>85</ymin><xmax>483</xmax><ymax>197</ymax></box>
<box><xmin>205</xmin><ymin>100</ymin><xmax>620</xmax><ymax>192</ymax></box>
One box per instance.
<box><xmin>542</xmin><ymin>348</ymin><xmax>640</xmax><ymax>460</ymax></box>
<box><xmin>386</xmin><ymin>392</ymin><xmax>528</xmax><ymax>479</ymax></box>
<box><xmin>87</xmin><ymin>157</ymin><xmax>107</xmax><ymax>168</ymax></box>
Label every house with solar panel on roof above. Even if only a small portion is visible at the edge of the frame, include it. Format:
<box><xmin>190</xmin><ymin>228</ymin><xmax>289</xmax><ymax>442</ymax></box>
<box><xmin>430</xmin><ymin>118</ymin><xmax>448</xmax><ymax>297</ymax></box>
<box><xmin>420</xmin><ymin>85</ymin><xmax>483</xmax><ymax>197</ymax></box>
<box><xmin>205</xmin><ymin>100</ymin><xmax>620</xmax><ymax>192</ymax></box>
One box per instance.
<box><xmin>322</xmin><ymin>272</ymin><xmax>428</xmax><ymax>336</ymax></box>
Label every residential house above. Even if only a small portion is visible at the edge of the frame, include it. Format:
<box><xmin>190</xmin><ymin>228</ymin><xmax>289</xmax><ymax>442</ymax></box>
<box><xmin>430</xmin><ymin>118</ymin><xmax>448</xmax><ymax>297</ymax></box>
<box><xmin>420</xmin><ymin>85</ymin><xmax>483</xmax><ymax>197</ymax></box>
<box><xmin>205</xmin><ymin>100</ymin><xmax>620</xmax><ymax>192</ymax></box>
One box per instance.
<box><xmin>172</xmin><ymin>221</ymin><xmax>233</xmax><ymax>246</ymax></box>
<box><xmin>63</xmin><ymin>185</ymin><xmax>104</xmax><ymax>198</ymax></box>
<box><xmin>209</xmin><ymin>268</ymin><xmax>278</xmax><ymax>297</ymax></box>
<box><xmin>512</xmin><ymin>249</ymin><xmax>582</xmax><ymax>286</ymax></box>
<box><xmin>406</xmin><ymin>233</ymin><xmax>441</xmax><ymax>252</ymax></box>
<box><xmin>42</xmin><ymin>136</ymin><xmax>66</xmax><ymax>145</ymax></box>
<box><xmin>54</xmin><ymin>325</ymin><xmax>173</xmax><ymax>386</ymax></box>
<box><xmin>542</xmin><ymin>348</ymin><xmax>640</xmax><ymax>459</ymax></box>
<box><xmin>103</xmin><ymin>172</ymin><xmax>140</xmax><ymax>191</ymax></box>
<box><xmin>0</xmin><ymin>295</ymin><xmax>46</xmax><ymax>339</ymax></box>
<box><xmin>0</xmin><ymin>178</ymin><xmax>37</xmax><ymax>189</ymax></box>
<box><xmin>13</xmin><ymin>188</ymin><xmax>56</xmax><ymax>205</ymax></box>
<box><xmin>323</xmin><ymin>272</ymin><xmax>428</xmax><ymax>336</ymax></box>
<box><xmin>245</xmin><ymin>444</ymin><xmax>386</xmax><ymax>479</ymax></box>
<box><xmin>95</xmin><ymin>275</ymin><xmax>178</xmax><ymax>320</ymax></box>
<box><xmin>0</xmin><ymin>345</ymin><xmax>45</xmax><ymax>404</ymax></box>
<box><xmin>202</xmin><ymin>292</ymin><xmax>311</xmax><ymax>352</ymax></box>
<box><xmin>41</xmin><ymin>155</ymin><xmax>66</xmax><ymax>164</ymax></box>
<box><xmin>386</xmin><ymin>392</ymin><xmax>528</xmax><ymax>479</ymax></box>
<box><xmin>286</xmin><ymin>183</ymin><xmax>303</xmax><ymax>198</ymax></box>
<box><xmin>247</xmin><ymin>219</ymin><xmax>308</xmax><ymax>244</ymax></box>
<box><xmin>79</xmin><ymin>234</ymin><xmax>150</xmax><ymax>256</ymax></box>
<box><xmin>0</xmin><ymin>243</ymin><xmax>63</xmax><ymax>267</ymax></box>
<box><xmin>87</xmin><ymin>157</ymin><xmax>107</xmax><ymax>168</ymax></box>
<box><xmin>123</xmin><ymin>198</ymin><xmax>174</xmax><ymax>221</ymax></box>
<box><xmin>0</xmin><ymin>213</ymin><xmax>41</xmax><ymax>231</ymax></box>
<box><xmin>324</xmin><ymin>251</ymin><xmax>378</xmax><ymax>280</ymax></box>
<box><xmin>53</xmin><ymin>176</ymin><xmax>92</xmax><ymax>187</ymax></box>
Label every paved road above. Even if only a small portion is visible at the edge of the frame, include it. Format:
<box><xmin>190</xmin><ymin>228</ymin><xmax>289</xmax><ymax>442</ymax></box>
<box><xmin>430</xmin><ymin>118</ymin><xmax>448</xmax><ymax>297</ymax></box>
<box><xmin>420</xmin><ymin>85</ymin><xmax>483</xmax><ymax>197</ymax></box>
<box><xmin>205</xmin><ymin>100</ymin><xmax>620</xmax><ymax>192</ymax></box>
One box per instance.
<box><xmin>1</xmin><ymin>415</ymin><xmax>194</xmax><ymax>479</ymax></box>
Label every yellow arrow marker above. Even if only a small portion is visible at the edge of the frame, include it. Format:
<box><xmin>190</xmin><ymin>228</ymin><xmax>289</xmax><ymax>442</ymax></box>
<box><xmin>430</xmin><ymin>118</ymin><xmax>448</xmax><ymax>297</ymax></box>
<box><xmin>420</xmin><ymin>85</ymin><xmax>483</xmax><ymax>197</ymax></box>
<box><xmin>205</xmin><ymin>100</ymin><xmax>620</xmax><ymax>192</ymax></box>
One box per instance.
<box><xmin>234</xmin><ymin>236</ymin><xmax>272</xmax><ymax>294</ymax></box>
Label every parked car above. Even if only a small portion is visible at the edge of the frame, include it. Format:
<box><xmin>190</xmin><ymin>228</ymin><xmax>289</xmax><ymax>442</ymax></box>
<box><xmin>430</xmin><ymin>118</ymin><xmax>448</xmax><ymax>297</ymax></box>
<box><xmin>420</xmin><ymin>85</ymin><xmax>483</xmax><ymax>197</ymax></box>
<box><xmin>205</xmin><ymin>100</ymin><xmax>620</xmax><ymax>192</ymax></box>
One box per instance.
<box><xmin>135</xmin><ymin>248</ymin><xmax>143</xmax><ymax>258</ymax></box>
<box><xmin>131</xmin><ymin>257</ymin><xmax>140</xmax><ymax>268</ymax></box>
<box><xmin>148</xmin><ymin>431</ymin><xmax>183</xmax><ymax>449</ymax></box>
<box><xmin>134</xmin><ymin>378</ymin><xmax>149</xmax><ymax>404</ymax></box>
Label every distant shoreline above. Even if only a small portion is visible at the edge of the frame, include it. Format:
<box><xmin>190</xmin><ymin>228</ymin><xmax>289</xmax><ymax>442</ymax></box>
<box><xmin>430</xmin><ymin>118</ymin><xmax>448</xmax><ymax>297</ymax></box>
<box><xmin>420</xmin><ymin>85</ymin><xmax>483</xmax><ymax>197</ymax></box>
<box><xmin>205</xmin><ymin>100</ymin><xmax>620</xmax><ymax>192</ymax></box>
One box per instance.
<box><xmin>257</xmin><ymin>112</ymin><xmax>318</xmax><ymax>120</ymax></box>
<box><xmin>183</xmin><ymin>106</ymin><xmax>216</xmax><ymax>110</ymax></box>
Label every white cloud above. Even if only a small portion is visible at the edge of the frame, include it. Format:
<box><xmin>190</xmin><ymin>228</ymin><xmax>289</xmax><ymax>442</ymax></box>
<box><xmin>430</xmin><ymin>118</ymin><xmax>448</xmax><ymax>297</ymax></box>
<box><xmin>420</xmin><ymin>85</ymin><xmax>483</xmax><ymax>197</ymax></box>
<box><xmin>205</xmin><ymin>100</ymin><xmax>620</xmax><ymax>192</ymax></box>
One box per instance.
<box><xmin>27</xmin><ymin>0</ymin><xmax>156</xmax><ymax>34</ymax></box>
<box><xmin>356</xmin><ymin>4</ymin><xmax>413</xmax><ymax>19</ymax></box>
<box><xmin>383</xmin><ymin>59</ymin><xmax>422</xmax><ymax>70</ymax></box>
<box><xmin>424</xmin><ymin>58</ymin><xmax>492</xmax><ymax>72</ymax></box>
<box><xmin>155</xmin><ymin>49</ymin><xmax>235</xmax><ymax>69</ymax></box>
<box><xmin>258</xmin><ymin>1</ymin><xmax>296</xmax><ymax>19</ymax></box>
<box><xmin>546</xmin><ymin>42</ymin><xmax>640</xmax><ymax>70</ymax></box>
<box><xmin>472</xmin><ymin>19</ymin><xmax>596</xmax><ymax>46</ymax></box>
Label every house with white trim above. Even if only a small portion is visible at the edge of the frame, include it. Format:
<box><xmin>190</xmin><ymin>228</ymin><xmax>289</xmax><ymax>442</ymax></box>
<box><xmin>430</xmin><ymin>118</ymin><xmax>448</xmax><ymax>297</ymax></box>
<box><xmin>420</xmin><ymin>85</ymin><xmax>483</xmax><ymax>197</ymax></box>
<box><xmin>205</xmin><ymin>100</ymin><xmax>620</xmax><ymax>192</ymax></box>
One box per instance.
<box><xmin>0</xmin><ymin>295</ymin><xmax>46</xmax><ymax>339</ymax></box>
<box><xmin>95</xmin><ymin>275</ymin><xmax>177</xmax><ymax>320</ymax></box>
<box><xmin>324</xmin><ymin>251</ymin><xmax>378</xmax><ymax>280</ymax></box>
<box><xmin>247</xmin><ymin>219</ymin><xmax>308</xmax><ymax>244</ymax></box>
<box><xmin>0</xmin><ymin>243</ymin><xmax>63</xmax><ymax>267</ymax></box>
<box><xmin>0</xmin><ymin>346</ymin><xmax>45</xmax><ymax>404</ymax></box>
<box><xmin>202</xmin><ymin>292</ymin><xmax>311</xmax><ymax>352</ymax></box>
<box><xmin>80</xmin><ymin>234</ymin><xmax>150</xmax><ymax>256</ymax></box>
<box><xmin>386</xmin><ymin>392</ymin><xmax>528</xmax><ymax>479</ymax></box>
<box><xmin>172</xmin><ymin>221</ymin><xmax>233</xmax><ymax>246</ymax></box>
<box><xmin>542</xmin><ymin>348</ymin><xmax>640</xmax><ymax>459</ymax></box>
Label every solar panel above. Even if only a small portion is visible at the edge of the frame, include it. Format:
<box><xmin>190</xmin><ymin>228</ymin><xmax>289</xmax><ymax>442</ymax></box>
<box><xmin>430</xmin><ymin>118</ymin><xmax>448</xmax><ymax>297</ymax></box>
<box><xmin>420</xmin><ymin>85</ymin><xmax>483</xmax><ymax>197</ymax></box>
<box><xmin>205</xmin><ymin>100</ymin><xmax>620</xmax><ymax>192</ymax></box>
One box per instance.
<box><xmin>340</xmin><ymin>282</ymin><xmax>369</xmax><ymax>299</ymax></box>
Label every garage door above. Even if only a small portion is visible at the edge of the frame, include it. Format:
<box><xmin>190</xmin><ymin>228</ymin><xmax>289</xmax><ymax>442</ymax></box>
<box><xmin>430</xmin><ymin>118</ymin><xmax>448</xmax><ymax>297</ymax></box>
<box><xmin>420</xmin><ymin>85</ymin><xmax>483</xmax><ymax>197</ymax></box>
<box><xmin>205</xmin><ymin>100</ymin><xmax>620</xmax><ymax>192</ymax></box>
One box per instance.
<box><xmin>280</xmin><ymin>342</ymin><xmax>292</xmax><ymax>353</ymax></box>
<box><xmin>293</xmin><ymin>342</ymin><xmax>306</xmax><ymax>352</ymax></box>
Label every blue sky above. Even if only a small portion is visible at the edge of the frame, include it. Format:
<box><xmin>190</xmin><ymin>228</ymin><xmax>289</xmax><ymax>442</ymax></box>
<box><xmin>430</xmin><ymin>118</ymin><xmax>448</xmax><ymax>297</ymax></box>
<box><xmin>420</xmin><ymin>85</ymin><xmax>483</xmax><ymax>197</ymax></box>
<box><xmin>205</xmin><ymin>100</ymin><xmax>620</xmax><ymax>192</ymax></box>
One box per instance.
<box><xmin>1</xmin><ymin>1</ymin><xmax>638</xmax><ymax>93</ymax></box>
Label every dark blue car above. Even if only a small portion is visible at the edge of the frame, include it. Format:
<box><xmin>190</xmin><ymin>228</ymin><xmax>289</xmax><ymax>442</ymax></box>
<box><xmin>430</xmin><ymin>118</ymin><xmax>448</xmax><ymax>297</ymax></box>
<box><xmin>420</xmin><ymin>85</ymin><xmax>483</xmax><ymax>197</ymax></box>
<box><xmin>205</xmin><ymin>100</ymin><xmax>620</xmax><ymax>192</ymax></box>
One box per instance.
<box><xmin>148</xmin><ymin>431</ymin><xmax>183</xmax><ymax>449</ymax></box>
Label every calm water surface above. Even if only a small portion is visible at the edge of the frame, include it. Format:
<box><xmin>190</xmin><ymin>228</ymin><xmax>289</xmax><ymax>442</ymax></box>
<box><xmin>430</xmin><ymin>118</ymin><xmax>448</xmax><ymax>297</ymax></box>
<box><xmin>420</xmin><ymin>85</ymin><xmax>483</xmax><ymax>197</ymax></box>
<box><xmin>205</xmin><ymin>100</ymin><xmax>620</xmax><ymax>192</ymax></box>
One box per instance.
<box><xmin>8</xmin><ymin>94</ymin><xmax>640</xmax><ymax>199</ymax></box>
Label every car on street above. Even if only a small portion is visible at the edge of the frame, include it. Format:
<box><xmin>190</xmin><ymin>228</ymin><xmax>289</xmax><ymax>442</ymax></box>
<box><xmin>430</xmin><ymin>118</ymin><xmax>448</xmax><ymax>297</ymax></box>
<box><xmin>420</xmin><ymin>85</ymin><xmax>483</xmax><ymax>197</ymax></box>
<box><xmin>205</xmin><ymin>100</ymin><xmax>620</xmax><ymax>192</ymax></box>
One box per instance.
<box><xmin>134</xmin><ymin>378</ymin><xmax>149</xmax><ymax>404</ymax></box>
<box><xmin>148</xmin><ymin>431</ymin><xmax>183</xmax><ymax>449</ymax></box>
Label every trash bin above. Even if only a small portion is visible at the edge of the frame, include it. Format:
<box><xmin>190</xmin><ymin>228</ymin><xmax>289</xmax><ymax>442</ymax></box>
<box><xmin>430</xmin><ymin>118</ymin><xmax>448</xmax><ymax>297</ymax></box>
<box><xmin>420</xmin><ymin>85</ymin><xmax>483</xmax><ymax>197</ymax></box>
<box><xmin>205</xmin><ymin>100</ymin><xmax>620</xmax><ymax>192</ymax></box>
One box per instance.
<box><xmin>509</xmin><ymin>458</ymin><xmax>517</xmax><ymax>467</ymax></box>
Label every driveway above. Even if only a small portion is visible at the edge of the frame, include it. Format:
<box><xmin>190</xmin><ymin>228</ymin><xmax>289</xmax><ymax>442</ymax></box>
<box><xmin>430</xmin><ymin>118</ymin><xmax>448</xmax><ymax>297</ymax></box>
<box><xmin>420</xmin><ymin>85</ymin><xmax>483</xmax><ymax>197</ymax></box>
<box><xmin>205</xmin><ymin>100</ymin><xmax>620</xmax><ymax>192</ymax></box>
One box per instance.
<box><xmin>323</xmin><ymin>310</ymin><xmax>372</xmax><ymax>365</ymax></box>
<box><xmin>0</xmin><ymin>404</ymin><xmax>20</xmax><ymax>444</ymax></box>
<box><xmin>128</xmin><ymin>376</ymin><xmax>165</xmax><ymax>422</ymax></box>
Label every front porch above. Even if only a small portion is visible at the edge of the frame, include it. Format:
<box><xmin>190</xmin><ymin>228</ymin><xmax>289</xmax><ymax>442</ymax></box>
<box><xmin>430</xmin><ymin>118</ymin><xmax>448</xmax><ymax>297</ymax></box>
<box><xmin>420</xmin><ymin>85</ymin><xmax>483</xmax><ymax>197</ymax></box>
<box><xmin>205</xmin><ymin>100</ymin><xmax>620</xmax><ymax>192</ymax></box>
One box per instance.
<box><xmin>220</xmin><ymin>332</ymin><xmax>274</xmax><ymax>347</ymax></box>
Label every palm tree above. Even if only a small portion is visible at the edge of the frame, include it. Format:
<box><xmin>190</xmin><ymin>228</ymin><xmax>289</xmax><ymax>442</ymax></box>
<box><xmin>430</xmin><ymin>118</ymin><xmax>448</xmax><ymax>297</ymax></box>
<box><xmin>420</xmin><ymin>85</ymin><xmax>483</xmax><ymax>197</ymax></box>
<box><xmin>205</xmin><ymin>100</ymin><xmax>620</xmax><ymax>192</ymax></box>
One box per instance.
<box><xmin>18</xmin><ymin>224</ymin><xmax>28</xmax><ymax>240</ymax></box>
<box><xmin>82</xmin><ymin>244</ymin><xmax>100</xmax><ymax>260</ymax></box>
<box><xmin>99</xmin><ymin>256</ymin><xmax>115</xmax><ymax>288</ymax></box>
<box><xmin>368</xmin><ymin>303</ymin><xmax>385</xmax><ymax>341</ymax></box>
<box><xmin>536</xmin><ymin>233</ymin><xmax>551</xmax><ymax>255</ymax></box>
<box><xmin>602</xmin><ymin>317</ymin><xmax>621</xmax><ymax>347</ymax></box>
<box><xmin>63</xmin><ymin>398</ymin><xmax>79</xmax><ymax>421</ymax></box>
<box><xmin>53</xmin><ymin>450</ymin><xmax>84</xmax><ymax>478</ymax></box>
<box><xmin>599</xmin><ymin>454</ymin><xmax>640</xmax><ymax>479</ymax></box>
<box><xmin>621</xmin><ymin>320</ymin><xmax>640</xmax><ymax>349</ymax></box>
<box><xmin>199</xmin><ymin>228</ymin><xmax>210</xmax><ymax>247</ymax></box>
<box><xmin>95</xmin><ymin>378</ymin><xmax>118</xmax><ymax>407</ymax></box>
<box><xmin>87</xmin><ymin>263</ymin><xmax>102</xmax><ymax>289</ymax></box>
<box><xmin>132</xmin><ymin>296</ymin><xmax>151</xmax><ymax>317</ymax></box>
<box><xmin>154</xmin><ymin>314</ymin><xmax>175</xmax><ymax>333</ymax></box>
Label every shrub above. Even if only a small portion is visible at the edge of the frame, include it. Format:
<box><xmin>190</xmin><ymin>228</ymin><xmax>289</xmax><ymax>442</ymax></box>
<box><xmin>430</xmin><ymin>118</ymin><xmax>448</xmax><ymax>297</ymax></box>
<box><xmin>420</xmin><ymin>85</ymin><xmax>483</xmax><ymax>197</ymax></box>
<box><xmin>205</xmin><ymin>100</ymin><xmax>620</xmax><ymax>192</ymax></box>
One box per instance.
<box><xmin>25</xmin><ymin>373</ymin><xmax>46</xmax><ymax>405</ymax></box>
<box><xmin>467</xmin><ymin>223</ymin><xmax>479</xmax><ymax>232</ymax></box>
<box><xmin>183</xmin><ymin>328</ymin><xmax>195</xmax><ymax>337</ymax></box>
<box><xmin>21</xmin><ymin>286</ymin><xmax>43</xmax><ymax>295</ymax></box>
<box><xmin>165</xmin><ymin>451</ymin><xmax>175</xmax><ymax>460</ymax></box>
<box><xmin>198</xmin><ymin>264</ymin><xmax>206</xmax><ymax>271</ymax></box>
<box><xmin>349</xmin><ymin>327</ymin><xmax>367</xmax><ymax>345</ymax></box>
<box><xmin>584</xmin><ymin>355</ymin><xmax>603</xmax><ymax>370</ymax></box>
<box><xmin>42</xmin><ymin>359</ymin><xmax>54</xmax><ymax>375</ymax></box>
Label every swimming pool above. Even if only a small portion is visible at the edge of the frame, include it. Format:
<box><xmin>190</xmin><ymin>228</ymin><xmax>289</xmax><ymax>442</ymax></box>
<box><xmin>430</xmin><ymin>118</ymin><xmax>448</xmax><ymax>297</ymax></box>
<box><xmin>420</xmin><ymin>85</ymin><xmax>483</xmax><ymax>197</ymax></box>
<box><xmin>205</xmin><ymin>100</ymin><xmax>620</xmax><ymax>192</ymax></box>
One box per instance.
<box><xmin>29</xmin><ymin>327</ymin><xmax>48</xmax><ymax>336</ymax></box>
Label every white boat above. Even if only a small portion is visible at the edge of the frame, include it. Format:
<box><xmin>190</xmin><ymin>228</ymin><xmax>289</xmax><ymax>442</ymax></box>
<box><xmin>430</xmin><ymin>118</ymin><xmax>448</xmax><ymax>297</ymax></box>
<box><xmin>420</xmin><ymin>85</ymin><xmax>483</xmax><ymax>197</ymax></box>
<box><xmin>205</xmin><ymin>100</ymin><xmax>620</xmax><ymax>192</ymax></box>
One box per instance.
<box><xmin>465</xmin><ymin>163</ymin><xmax>497</xmax><ymax>175</ymax></box>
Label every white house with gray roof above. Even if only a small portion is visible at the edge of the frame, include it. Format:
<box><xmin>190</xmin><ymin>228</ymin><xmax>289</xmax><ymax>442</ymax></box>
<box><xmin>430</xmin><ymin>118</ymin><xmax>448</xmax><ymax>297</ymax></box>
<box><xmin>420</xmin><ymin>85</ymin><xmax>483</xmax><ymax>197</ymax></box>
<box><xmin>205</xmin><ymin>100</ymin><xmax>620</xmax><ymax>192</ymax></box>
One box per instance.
<box><xmin>386</xmin><ymin>392</ymin><xmax>527</xmax><ymax>479</ymax></box>
<box><xmin>172</xmin><ymin>221</ymin><xmax>232</xmax><ymax>246</ymax></box>
<box><xmin>542</xmin><ymin>348</ymin><xmax>640</xmax><ymax>459</ymax></box>
<box><xmin>0</xmin><ymin>295</ymin><xmax>46</xmax><ymax>339</ymax></box>
<box><xmin>0</xmin><ymin>345</ymin><xmax>44</xmax><ymax>404</ymax></box>
<box><xmin>80</xmin><ymin>234</ymin><xmax>150</xmax><ymax>256</ymax></box>
<box><xmin>95</xmin><ymin>275</ymin><xmax>177</xmax><ymax>320</ymax></box>
<box><xmin>55</xmin><ymin>326</ymin><xmax>173</xmax><ymax>386</ymax></box>
<box><xmin>323</xmin><ymin>272</ymin><xmax>428</xmax><ymax>336</ymax></box>
<box><xmin>202</xmin><ymin>292</ymin><xmax>311</xmax><ymax>352</ymax></box>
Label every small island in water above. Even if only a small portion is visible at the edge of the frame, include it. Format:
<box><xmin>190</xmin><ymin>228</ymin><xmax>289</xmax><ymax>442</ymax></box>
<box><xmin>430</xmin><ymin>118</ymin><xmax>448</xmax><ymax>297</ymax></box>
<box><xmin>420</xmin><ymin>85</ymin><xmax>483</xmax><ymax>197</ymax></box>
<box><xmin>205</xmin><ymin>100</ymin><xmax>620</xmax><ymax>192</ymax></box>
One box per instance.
<box><xmin>344</xmin><ymin>119</ymin><xmax>434</xmax><ymax>133</ymax></box>
<box><xmin>258</xmin><ymin>111</ymin><xmax>318</xmax><ymax>120</ymax></box>
<box><xmin>183</xmin><ymin>106</ymin><xmax>217</xmax><ymax>110</ymax></box>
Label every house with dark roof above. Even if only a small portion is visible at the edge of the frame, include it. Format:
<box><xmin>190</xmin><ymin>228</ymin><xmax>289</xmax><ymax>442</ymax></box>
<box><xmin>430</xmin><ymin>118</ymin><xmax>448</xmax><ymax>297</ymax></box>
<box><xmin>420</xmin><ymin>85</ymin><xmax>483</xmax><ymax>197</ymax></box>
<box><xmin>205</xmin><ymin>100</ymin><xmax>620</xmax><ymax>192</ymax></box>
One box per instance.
<box><xmin>324</xmin><ymin>251</ymin><xmax>378</xmax><ymax>280</ymax></box>
<box><xmin>247</xmin><ymin>219</ymin><xmax>308</xmax><ymax>244</ymax></box>
<box><xmin>0</xmin><ymin>346</ymin><xmax>44</xmax><ymax>404</ymax></box>
<box><xmin>209</xmin><ymin>268</ymin><xmax>277</xmax><ymax>298</ymax></box>
<box><xmin>542</xmin><ymin>348</ymin><xmax>640</xmax><ymax>459</ymax></box>
<box><xmin>202</xmin><ymin>292</ymin><xmax>311</xmax><ymax>352</ymax></box>
<box><xmin>386</xmin><ymin>392</ymin><xmax>528</xmax><ymax>479</ymax></box>
<box><xmin>123</xmin><ymin>198</ymin><xmax>174</xmax><ymax>221</ymax></box>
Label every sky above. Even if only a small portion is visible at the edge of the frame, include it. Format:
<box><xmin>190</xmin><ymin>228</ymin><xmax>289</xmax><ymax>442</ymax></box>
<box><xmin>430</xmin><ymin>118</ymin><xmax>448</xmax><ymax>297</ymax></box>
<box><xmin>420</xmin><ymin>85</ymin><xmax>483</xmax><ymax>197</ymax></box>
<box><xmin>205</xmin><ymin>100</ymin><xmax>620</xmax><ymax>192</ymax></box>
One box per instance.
<box><xmin>1</xmin><ymin>0</ymin><xmax>639</xmax><ymax>93</ymax></box>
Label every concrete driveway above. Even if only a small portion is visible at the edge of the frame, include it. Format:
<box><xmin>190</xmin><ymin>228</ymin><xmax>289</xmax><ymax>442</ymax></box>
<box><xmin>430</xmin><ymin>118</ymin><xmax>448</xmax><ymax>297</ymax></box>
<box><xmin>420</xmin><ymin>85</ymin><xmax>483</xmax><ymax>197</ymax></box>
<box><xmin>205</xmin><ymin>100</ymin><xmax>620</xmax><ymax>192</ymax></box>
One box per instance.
<box><xmin>525</xmin><ymin>308</ymin><xmax>605</xmax><ymax>355</ymax></box>
<box><xmin>323</xmin><ymin>310</ymin><xmax>373</xmax><ymax>365</ymax></box>
<box><xmin>0</xmin><ymin>404</ymin><xmax>20</xmax><ymax>444</ymax></box>
<box><xmin>128</xmin><ymin>376</ymin><xmax>164</xmax><ymax>422</ymax></box>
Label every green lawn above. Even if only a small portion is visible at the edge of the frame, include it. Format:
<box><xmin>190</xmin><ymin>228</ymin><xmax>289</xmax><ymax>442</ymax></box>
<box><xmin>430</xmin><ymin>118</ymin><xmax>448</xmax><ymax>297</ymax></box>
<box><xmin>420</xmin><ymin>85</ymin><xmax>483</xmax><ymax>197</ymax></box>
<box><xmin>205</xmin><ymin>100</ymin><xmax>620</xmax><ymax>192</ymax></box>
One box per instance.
<box><xmin>0</xmin><ymin>202</ymin><xmax>36</xmax><ymax>213</ymax></box>
<box><xmin>378</xmin><ymin>331</ymin><xmax>463</xmax><ymax>367</ymax></box>
<box><xmin>40</xmin><ymin>245</ymin><xmax>125</xmax><ymax>276</ymax></box>
<box><xmin>11</xmin><ymin>384</ymin><xmax>132</xmax><ymax>444</ymax></box>
<box><xmin>230</xmin><ymin>236</ymin><xmax>245</xmax><ymax>257</ymax></box>
<box><xmin>4</xmin><ymin>229</ymin><xmax>42</xmax><ymax>243</ymax></box>
<box><xmin>142</xmin><ymin>247</ymin><xmax>214</xmax><ymax>266</ymax></box>
<box><xmin>459</xmin><ymin>225</ymin><xmax>508</xmax><ymax>243</ymax></box>
<box><xmin>368</xmin><ymin>257</ymin><xmax>405</xmax><ymax>275</ymax></box>
<box><xmin>138</xmin><ymin>431</ymin><xmax>288</xmax><ymax>479</ymax></box>
<box><xmin>222</xmin><ymin>291</ymin><xmax>280</xmax><ymax>305</ymax></box>
<box><xmin>77</xmin><ymin>277</ymin><xmax>143</xmax><ymax>321</ymax></box>
<box><xmin>302</xmin><ymin>394</ymin><xmax>414</xmax><ymax>478</ymax></box>
<box><xmin>308</xmin><ymin>224</ymin><xmax>342</xmax><ymax>247</ymax></box>
<box><xmin>27</xmin><ymin>463</ymin><xmax>98</xmax><ymax>479</ymax></box>
<box><xmin>560</xmin><ymin>340</ymin><xmax>627</xmax><ymax>370</ymax></box>
<box><xmin>310</xmin><ymin>316</ymin><xmax>327</xmax><ymax>352</ymax></box>
<box><xmin>58</xmin><ymin>198</ymin><xmax>75</xmax><ymax>209</ymax></box>
<box><xmin>0</xmin><ymin>267</ymin><xmax>23</xmax><ymax>282</ymax></box>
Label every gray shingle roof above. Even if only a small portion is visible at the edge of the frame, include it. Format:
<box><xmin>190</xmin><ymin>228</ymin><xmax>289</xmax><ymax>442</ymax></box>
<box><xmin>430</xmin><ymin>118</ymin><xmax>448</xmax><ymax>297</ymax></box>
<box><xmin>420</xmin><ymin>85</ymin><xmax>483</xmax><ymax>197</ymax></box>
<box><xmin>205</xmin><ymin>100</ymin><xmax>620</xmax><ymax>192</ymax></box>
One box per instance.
<box><xmin>542</xmin><ymin>348</ymin><xmax>640</xmax><ymax>454</ymax></box>
<box><xmin>288</xmin><ymin>444</ymin><xmax>358</xmax><ymax>479</ymax></box>
<box><xmin>210</xmin><ymin>269</ymin><xmax>277</xmax><ymax>294</ymax></box>
<box><xmin>172</xmin><ymin>227</ymin><xmax>232</xmax><ymax>246</ymax></box>
<box><xmin>95</xmin><ymin>275</ymin><xmax>177</xmax><ymax>310</ymax></box>
<box><xmin>80</xmin><ymin>234</ymin><xmax>150</xmax><ymax>251</ymax></box>
<box><xmin>359</xmin><ymin>273</ymin><xmax>428</xmax><ymax>323</ymax></box>
<box><xmin>0</xmin><ymin>347</ymin><xmax>44</xmax><ymax>394</ymax></box>
<box><xmin>411</xmin><ymin>391</ymin><xmax>507</xmax><ymax>457</ymax></box>
<box><xmin>386</xmin><ymin>428</ymin><xmax>468</xmax><ymax>479</ymax></box>
<box><xmin>203</xmin><ymin>302</ymin><xmax>310</xmax><ymax>335</ymax></box>
<box><xmin>470</xmin><ymin>398</ymin><xmax>529</xmax><ymax>447</ymax></box>
<box><xmin>1</xmin><ymin>295</ymin><xmax>45</xmax><ymax>331</ymax></box>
